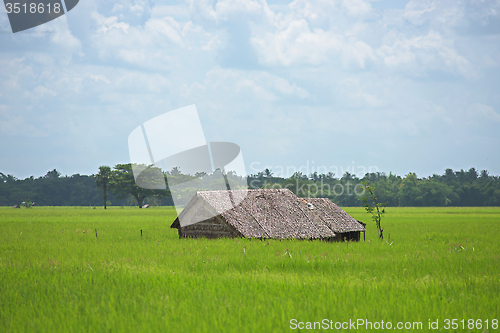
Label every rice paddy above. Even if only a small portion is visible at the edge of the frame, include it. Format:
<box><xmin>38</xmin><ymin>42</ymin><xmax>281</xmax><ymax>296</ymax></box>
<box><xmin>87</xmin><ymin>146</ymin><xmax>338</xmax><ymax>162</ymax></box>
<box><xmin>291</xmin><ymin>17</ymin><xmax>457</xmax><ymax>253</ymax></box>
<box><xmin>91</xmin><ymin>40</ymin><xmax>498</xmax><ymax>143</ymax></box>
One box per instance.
<box><xmin>1</xmin><ymin>206</ymin><xmax>499</xmax><ymax>332</ymax></box>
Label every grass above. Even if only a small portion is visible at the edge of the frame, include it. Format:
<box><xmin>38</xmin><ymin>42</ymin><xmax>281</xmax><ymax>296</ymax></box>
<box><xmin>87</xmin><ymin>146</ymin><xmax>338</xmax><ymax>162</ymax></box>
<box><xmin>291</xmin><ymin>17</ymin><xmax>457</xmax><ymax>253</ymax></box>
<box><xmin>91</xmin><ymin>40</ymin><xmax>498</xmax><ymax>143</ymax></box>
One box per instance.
<box><xmin>0</xmin><ymin>206</ymin><xmax>499</xmax><ymax>332</ymax></box>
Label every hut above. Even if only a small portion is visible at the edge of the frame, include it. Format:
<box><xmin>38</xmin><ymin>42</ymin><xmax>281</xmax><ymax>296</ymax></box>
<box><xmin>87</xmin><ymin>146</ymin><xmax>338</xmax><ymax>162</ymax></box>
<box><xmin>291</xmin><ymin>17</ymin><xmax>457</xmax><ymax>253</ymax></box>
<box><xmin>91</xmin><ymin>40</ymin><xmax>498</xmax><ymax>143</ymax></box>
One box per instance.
<box><xmin>300</xmin><ymin>198</ymin><xmax>366</xmax><ymax>241</ymax></box>
<box><xmin>170</xmin><ymin>189</ymin><xmax>365</xmax><ymax>241</ymax></box>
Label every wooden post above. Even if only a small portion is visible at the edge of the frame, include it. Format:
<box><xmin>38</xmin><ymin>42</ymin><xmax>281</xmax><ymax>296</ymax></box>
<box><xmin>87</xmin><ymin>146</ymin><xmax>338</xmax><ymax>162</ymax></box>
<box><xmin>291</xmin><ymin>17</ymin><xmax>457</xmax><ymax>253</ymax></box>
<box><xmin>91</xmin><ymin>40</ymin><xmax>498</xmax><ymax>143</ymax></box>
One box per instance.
<box><xmin>95</xmin><ymin>229</ymin><xmax>98</xmax><ymax>239</ymax></box>
<box><xmin>141</xmin><ymin>229</ymin><xmax>142</xmax><ymax>238</ymax></box>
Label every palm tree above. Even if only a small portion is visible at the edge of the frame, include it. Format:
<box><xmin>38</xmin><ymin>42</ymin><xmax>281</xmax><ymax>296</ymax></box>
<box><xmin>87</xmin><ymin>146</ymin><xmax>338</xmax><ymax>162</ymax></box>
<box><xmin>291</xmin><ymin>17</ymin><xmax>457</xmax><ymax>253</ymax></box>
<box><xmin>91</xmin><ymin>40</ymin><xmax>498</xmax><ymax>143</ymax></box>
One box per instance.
<box><xmin>95</xmin><ymin>166</ymin><xmax>112</xmax><ymax>209</ymax></box>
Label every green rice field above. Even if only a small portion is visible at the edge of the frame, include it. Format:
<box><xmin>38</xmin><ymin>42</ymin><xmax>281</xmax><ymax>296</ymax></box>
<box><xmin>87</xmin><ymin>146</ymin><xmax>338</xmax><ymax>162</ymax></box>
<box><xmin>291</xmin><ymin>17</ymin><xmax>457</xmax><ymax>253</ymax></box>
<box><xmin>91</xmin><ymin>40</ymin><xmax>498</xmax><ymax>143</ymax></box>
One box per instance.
<box><xmin>1</xmin><ymin>206</ymin><xmax>499</xmax><ymax>332</ymax></box>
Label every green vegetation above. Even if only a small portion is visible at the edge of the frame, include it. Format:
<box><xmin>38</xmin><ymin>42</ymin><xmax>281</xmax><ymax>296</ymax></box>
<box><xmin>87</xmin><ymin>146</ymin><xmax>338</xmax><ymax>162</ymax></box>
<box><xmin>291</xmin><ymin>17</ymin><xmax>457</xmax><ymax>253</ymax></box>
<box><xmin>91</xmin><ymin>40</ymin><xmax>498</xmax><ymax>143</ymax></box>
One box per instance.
<box><xmin>0</xmin><ymin>169</ymin><xmax>174</xmax><ymax>207</ymax></box>
<box><xmin>361</xmin><ymin>180</ymin><xmax>386</xmax><ymax>240</ymax></box>
<box><xmin>1</xmin><ymin>207</ymin><xmax>499</xmax><ymax>332</ymax></box>
<box><xmin>2</xmin><ymin>167</ymin><xmax>500</xmax><ymax>207</ymax></box>
<box><xmin>109</xmin><ymin>163</ymin><xmax>166</xmax><ymax>208</ymax></box>
<box><xmin>251</xmin><ymin>167</ymin><xmax>500</xmax><ymax>207</ymax></box>
<box><xmin>94</xmin><ymin>166</ymin><xmax>112</xmax><ymax>209</ymax></box>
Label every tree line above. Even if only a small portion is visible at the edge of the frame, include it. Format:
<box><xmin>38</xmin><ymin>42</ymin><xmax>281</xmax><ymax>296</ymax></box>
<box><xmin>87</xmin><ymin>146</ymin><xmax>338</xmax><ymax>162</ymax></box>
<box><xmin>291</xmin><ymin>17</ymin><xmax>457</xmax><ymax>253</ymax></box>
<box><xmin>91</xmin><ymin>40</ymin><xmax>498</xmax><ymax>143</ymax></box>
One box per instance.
<box><xmin>0</xmin><ymin>166</ymin><xmax>172</xmax><ymax>207</ymax></box>
<box><xmin>1</xmin><ymin>166</ymin><xmax>499</xmax><ymax>207</ymax></box>
<box><xmin>248</xmin><ymin>167</ymin><xmax>500</xmax><ymax>207</ymax></box>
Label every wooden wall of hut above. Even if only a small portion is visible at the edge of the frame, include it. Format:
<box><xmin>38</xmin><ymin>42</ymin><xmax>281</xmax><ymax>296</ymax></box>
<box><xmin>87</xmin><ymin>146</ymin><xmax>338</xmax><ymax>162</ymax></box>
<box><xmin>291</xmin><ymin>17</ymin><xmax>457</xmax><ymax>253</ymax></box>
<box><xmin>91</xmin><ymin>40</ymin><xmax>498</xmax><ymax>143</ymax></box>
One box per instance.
<box><xmin>178</xmin><ymin>215</ymin><xmax>242</xmax><ymax>239</ymax></box>
<box><xmin>328</xmin><ymin>231</ymin><xmax>361</xmax><ymax>242</ymax></box>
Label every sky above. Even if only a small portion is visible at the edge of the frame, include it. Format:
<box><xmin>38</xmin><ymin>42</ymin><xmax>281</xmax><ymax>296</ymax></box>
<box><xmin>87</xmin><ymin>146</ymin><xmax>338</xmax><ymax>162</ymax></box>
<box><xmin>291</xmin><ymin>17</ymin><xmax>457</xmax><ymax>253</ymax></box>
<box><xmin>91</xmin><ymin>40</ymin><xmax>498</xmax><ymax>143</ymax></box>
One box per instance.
<box><xmin>1</xmin><ymin>0</ymin><xmax>499</xmax><ymax>180</ymax></box>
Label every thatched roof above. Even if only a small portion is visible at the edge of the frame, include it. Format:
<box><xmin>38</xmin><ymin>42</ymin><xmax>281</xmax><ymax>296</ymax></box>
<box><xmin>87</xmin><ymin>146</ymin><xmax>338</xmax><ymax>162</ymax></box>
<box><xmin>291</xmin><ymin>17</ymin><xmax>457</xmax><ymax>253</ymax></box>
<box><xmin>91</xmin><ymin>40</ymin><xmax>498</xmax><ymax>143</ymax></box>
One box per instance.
<box><xmin>171</xmin><ymin>189</ymin><xmax>364</xmax><ymax>239</ymax></box>
<box><xmin>300</xmin><ymin>198</ymin><xmax>365</xmax><ymax>233</ymax></box>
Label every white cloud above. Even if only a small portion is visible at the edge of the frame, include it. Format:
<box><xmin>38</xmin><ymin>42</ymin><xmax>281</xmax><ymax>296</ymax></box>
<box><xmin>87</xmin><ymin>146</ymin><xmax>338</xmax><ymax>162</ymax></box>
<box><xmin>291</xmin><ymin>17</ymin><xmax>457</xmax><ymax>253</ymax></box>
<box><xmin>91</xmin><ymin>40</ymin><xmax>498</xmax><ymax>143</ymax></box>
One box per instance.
<box><xmin>335</xmin><ymin>77</ymin><xmax>385</xmax><ymax>109</ymax></box>
<box><xmin>378</xmin><ymin>30</ymin><xmax>475</xmax><ymax>77</ymax></box>
<box><xmin>93</xmin><ymin>13</ymin><xmax>130</xmax><ymax>34</ymax></box>
<box><xmin>86</xmin><ymin>73</ymin><xmax>111</xmax><ymax>84</ymax></box>
<box><xmin>183</xmin><ymin>67</ymin><xmax>310</xmax><ymax>102</ymax></box>
<box><xmin>144</xmin><ymin>17</ymin><xmax>185</xmax><ymax>46</ymax></box>
<box><xmin>269</xmin><ymin>74</ymin><xmax>310</xmax><ymax>98</ymax></box>
<box><xmin>188</xmin><ymin>0</ymin><xmax>274</xmax><ymax>24</ymax></box>
<box><xmin>469</xmin><ymin>103</ymin><xmax>500</xmax><ymax>122</ymax></box>
<box><xmin>151</xmin><ymin>4</ymin><xmax>191</xmax><ymax>21</ymax></box>
<box><xmin>288</xmin><ymin>0</ymin><xmax>372</xmax><ymax>21</ymax></box>
<box><xmin>25</xmin><ymin>86</ymin><xmax>58</xmax><ymax>100</ymax></box>
<box><xmin>214</xmin><ymin>0</ymin><xmax>264</xmax><ymax>19</ymax></box>
<box><xmin>402</xmin><ymin>0</ymin><xmax>437</xmax><ymax>26</ymax></box>
<box><xmin>246</xmin><ymin>0</ymin><xmax>479</xmax><ymax>79</ymax></box>
<box><xmin>90</xmin><ymin>12</ymin><xmax>219</xmax><ymax>70</ymax></box>
<box><xmin>251</xmin><ymin>18</ymin><xmax>376</xmax><ymax>67</ymax></box>
<box><xmin>0</xmin><ymin>104</ymin><xmax>50</xmax><ymax>137</ymax></box>
<box><xmin>340</xmin><ymin>0</ymin><xmax>372</xmax><ymax>17</ymax></box>
<box><xmin>110</xmin><ymin>0</ymin><xmax>153</xmax><ymax>21</ymax></box>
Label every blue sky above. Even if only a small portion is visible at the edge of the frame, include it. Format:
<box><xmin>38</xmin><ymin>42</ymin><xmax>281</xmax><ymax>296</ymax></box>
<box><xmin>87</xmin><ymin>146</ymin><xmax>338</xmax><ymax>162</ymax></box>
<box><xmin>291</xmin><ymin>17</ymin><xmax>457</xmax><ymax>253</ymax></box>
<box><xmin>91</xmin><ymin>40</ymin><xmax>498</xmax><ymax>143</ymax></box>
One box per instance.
<box><xmin>1</xmin><ymin>0</ymin><xmax>499</xmax><ymax>179</ymax></box>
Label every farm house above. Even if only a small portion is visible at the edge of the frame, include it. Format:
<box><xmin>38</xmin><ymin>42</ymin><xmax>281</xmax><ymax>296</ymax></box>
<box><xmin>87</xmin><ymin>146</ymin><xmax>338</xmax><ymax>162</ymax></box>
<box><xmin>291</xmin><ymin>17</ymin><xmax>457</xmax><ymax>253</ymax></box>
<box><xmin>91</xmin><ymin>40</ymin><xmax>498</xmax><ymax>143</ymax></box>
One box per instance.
<box><xmin>170</xmin><ymin>189</ymin><xmax>365</xmax><ymax>241</ymax></box>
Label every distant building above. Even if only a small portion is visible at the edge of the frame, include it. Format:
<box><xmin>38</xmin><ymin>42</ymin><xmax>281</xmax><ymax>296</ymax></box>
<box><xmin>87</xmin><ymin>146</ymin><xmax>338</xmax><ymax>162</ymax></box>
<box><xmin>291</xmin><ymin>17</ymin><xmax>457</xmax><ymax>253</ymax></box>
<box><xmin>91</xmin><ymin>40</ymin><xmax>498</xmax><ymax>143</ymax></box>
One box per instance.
<box><xmin>170</xmin><ymin>189</ymin><xmax>365</xmax><ymax>241</ymax></box>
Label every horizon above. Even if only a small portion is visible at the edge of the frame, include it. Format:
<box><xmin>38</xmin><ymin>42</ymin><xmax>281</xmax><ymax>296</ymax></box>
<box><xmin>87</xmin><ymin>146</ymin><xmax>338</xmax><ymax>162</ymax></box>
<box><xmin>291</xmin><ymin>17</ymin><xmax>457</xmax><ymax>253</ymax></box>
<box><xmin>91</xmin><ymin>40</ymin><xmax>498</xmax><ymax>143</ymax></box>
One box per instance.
<box><xmin>2</xmin><ymin>164</ymin><xmax>496</xmax><ymax>181</ymax></box>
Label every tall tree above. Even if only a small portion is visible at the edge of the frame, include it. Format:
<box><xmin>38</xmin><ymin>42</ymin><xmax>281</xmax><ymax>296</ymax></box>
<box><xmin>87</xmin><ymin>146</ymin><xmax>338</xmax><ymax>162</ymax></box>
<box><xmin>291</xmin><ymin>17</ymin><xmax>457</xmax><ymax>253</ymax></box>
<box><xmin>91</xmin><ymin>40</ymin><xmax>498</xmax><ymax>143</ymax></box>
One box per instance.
<box><xmin>0</xmin><ymin>172</ymin><xmax>18</xmax><ymax>183</ymax></box>
<box><xmin>44</xmin><ymin>169</ymin><xmax>61</xmax><ymax>179</ymax></box>
<box><xmin>95</xmin><ymin>166</ymin><xmax>112</xmax><ymax>209</ymax></box>
<box><xmin>467</xmin><ymin>167</ymin><xmax>478</xmax><ymax>182</ymax></box>
<box><xmin>110</xmin><ymin>163</ymin><xmax>165</xmax><ymax>208</ymax></box>
<box><xmin>398</xmin><ymin>172</ymin><xmax>419</xmax><ymax>206</ymax></box>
